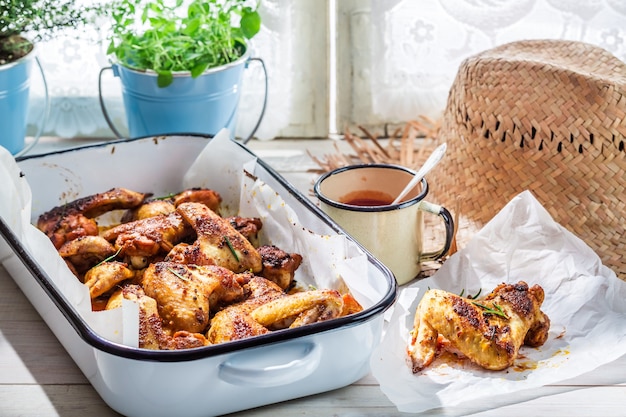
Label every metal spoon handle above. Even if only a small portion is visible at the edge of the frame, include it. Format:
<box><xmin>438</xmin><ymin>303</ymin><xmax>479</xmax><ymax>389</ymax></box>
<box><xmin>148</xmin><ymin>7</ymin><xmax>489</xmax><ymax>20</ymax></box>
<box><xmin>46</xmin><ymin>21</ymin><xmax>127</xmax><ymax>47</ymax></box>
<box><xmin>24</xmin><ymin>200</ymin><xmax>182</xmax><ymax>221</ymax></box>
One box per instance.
<box><xmin>391</xmin><ymin>143</ymin><xmax>447</xmax><ymax>205</ymax></box>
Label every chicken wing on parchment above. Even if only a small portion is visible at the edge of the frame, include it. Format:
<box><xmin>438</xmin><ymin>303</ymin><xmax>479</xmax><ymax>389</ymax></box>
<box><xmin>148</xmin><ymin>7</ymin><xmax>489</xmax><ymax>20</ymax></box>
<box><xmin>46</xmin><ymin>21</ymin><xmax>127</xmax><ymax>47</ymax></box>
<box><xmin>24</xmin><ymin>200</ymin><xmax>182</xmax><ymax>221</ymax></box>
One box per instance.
<box><xmin>407</xmin><ymin>281</ymin><xmax>550</xmax><ymax>372</ymax></box>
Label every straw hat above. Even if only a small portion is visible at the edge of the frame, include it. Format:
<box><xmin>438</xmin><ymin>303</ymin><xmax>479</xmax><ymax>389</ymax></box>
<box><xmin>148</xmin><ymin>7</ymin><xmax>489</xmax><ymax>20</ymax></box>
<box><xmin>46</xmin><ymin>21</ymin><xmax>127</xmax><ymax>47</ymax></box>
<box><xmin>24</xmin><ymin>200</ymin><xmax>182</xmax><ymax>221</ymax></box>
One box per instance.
<box><xmin>430</xmin><ymin>39</ymin><xmax>626</xmax><ymax>279</ymax></box>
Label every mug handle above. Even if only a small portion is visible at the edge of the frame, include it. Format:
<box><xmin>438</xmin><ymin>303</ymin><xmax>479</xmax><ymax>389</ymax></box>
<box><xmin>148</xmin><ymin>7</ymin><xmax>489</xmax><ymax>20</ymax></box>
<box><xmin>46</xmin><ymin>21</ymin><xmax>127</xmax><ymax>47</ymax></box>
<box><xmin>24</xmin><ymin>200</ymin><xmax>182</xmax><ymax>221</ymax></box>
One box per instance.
<box><xmin>418</xmin><ymin>200</ymin><xmax>455</xmax><ymax>262</ymax></box>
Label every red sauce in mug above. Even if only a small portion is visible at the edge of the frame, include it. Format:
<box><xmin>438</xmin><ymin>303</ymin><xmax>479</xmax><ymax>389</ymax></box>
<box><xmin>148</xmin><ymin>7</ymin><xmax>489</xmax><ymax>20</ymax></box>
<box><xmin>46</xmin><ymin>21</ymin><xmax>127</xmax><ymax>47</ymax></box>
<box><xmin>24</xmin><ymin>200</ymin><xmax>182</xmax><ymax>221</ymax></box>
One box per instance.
<box><xmin>340</xmin><ymin>190</ymin><xmax>394</xmax><ymax>206</ymax></box>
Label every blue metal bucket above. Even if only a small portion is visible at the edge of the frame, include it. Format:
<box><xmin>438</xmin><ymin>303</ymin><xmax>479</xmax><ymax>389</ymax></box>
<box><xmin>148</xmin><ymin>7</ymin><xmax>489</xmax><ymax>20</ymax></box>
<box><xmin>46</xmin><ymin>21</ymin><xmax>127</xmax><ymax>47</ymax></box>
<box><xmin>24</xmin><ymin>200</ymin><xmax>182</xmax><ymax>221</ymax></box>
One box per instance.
<box><xmin>0</xmin><ymin>53</ymin><xmax>33</xmax><ymax>155</ymax></box>
<box><xmin>0</xmin><ymin>48</ymin><xmax>48</xmax><ymax>157</ymax></box>
<box><xmin>102</xmin><ymin>51</ymin><xmax>251</xmax><ymax>139</ymax></box>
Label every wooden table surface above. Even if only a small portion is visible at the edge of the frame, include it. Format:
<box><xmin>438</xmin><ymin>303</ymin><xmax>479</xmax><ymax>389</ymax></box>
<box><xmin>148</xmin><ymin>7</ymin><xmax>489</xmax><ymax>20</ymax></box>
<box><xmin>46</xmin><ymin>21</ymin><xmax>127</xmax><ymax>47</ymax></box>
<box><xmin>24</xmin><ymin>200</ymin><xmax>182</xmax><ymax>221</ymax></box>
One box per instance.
<box><xmin>1</xmin><ymin>138</ymin><xmax>625</xmax><ymax>417</ymax></box>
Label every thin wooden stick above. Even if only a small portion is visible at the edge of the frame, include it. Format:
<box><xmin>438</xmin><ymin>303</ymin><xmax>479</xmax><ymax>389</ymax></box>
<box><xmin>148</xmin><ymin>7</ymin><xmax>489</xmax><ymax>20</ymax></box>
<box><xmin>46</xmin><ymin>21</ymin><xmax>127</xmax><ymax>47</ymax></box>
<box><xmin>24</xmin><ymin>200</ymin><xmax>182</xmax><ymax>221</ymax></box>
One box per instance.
<box><xmin>358</xmin><ymin>125</ymin><xmax>390</xmax><ymax>158</ymax></box>
<box><xmin>308</xmin><ymin>119</ymin><xmax>442</xmax><ymax>174</ymax></box>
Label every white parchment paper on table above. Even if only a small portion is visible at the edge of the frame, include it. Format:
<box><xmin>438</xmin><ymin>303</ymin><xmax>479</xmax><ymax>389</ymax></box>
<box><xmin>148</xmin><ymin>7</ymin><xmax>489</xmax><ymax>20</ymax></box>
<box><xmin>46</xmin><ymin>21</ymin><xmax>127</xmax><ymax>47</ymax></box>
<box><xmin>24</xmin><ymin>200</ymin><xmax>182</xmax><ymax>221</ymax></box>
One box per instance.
<box><xmin>371</xmin><ymin>190</ymin><xmax>626</xmax><ymax>414</ymax></box>
<box><xmin>0</xmin><ymin>130</ymin><xmax>375</xmax><ymax>347</ymax></box>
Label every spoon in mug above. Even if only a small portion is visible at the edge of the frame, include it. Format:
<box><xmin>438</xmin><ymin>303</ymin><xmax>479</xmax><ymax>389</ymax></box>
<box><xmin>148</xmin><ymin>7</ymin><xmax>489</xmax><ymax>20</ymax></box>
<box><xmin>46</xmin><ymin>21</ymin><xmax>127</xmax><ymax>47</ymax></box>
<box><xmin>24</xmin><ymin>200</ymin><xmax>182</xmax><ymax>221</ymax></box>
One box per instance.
<box><xmin>391</xmin><ymin>142</ymin><xmax>447</xmax><ymax>205</ymax></box>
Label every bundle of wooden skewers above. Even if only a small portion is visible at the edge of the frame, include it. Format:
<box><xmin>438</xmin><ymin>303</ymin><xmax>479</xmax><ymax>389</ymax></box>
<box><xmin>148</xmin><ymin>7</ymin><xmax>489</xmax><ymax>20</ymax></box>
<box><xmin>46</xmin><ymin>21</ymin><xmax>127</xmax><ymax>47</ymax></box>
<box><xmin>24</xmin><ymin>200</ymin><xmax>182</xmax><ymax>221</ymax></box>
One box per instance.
<box><xmin>307</xmin><ymin>116</ymin><xmax>441</xmax><ymax>174</ymax></box>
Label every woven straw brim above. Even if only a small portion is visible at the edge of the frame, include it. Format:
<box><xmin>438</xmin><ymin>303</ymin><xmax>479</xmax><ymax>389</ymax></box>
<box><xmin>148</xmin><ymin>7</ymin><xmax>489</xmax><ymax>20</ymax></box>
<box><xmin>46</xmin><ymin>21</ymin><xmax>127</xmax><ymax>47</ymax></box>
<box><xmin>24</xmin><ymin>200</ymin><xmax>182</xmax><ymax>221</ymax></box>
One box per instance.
<box><xmin>429</xmin><ymin>39</ymin><xmax>626</xmax><ymax>280</ymax></box>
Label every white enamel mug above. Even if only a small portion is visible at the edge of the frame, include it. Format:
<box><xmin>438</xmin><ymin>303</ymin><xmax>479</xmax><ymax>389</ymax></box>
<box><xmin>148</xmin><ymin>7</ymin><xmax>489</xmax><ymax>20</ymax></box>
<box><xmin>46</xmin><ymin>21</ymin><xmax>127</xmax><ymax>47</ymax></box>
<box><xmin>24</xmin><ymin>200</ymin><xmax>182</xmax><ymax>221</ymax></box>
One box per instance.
<box><xmin>314</xmin><ymin>164</ymin><xmax>454</xmax><ymax>285</ymax></box>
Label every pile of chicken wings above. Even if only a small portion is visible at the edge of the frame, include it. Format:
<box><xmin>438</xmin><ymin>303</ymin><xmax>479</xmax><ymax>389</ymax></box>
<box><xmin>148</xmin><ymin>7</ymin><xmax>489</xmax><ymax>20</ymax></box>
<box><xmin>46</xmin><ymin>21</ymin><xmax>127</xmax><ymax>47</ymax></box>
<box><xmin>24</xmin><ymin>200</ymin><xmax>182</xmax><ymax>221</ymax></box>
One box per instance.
<box><xmin>37</xmin><ymin>187</ymin><xmax>362</xmax><ymax>350</ymax></box>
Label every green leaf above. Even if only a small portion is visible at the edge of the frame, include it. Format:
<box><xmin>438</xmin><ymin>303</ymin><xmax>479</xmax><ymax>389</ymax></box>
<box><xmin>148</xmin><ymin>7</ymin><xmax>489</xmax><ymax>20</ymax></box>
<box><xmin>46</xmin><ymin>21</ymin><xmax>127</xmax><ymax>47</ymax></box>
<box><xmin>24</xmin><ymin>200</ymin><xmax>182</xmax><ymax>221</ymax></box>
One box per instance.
<box><xmin>106</xmin><ymin>40</ymin><xmax>116</xmax><ymax>55</ymax></box>
<box><xmin>182</xmin><ymin>18</ymin><xmax>200</xmax><ymax>36</ymax></box>
<box><xmin>187</xmin><ymin>3</ymin><xmax>200</xmax><ymax>18</ymax></box>
<box><xmin>157</xmin><ymin>71</ymin><xmax>173</xmax><ymax>88</ymax></box>
<box><xmin>190</xmin><ymin>62</ymin><xmax>208</xmax><ymax>78</ymax></box>
<box><xmin>148</xmin><ymin>2</ymin><xmax>162</xmax><ymax>13</ymax></box>
<box><xmin>240</xmin><ymin>10</ymin><xmax>261</xmax><ymax>39</ymax></box>
<box><xmin>141</xmin><ymin>6</ymin><xmax>149</xmax><ymax>23</ymax></box>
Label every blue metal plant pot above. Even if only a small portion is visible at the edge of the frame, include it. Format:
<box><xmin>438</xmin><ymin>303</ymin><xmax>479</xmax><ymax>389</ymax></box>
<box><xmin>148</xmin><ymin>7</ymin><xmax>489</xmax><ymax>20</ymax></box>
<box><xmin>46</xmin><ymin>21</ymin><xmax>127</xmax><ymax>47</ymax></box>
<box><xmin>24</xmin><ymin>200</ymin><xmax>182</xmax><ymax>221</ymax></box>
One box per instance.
<box><xmin>0</xmin><ymin>52</ymin><xmax>33</xmax><ymax>155</ymax></box>
<box><xmin>0</xmin><ymin>46</ymin><xmax>48</xmax><ymax>157</ymax></box>
<box><xmin>100</xmin><ymin>50</ymin><xmax>260</xmax><ymax>140</ymax></box>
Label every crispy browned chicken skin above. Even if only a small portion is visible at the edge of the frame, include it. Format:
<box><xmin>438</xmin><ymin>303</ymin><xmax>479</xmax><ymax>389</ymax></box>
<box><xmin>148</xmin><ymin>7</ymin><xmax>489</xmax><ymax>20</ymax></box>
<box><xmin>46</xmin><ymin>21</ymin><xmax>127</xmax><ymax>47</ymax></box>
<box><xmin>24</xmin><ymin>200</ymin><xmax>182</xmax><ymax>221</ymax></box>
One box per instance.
<box><xmin>257</xmin><ymin>245</ymin><xmax>303</xmax><ymax>290</ymax></box>
<box><xmin>37</xmin><ymin>188</ymin><xmax>148</xmax><ymax>249</ymax></box>
<box><xmin>58</xmin><ymin>235</ymin><xmax>117</xmax><ymax>276</ymax></box>
<box><xmin>226</xmin><ymin>216</ymin><xmax>263</xmax><ymax>246</ymax></box>
<box><xmin>142</xmin><ymin>261</ymin><xmax>249</xmax><ymax>334</ymax></box>
<box><xmin>207</xmin><ymin>276</ymin><xmax>345</xmax><ymax>344</ymax></box>
<box><xmin>172</xmin><ymin>188</ymin><xmax>222</xmax><ymax>213</ymax></box>
<box><xmin>102</xmin><ymin>212</ymin><xmax>193</xmax><ymax>258</ymax></box>
<box><xmin>168</xmin><ymin>202</ymin><xmax>262</xmax><ymax>273</ymax></box>
<box><xmin>407</xmin><ymin>281</ymin><xmax>550</xmax><ymax>372</ymax></box>
<box><xmin>84</xmin><ymin>261</ymin><xmax>135</xmax><ymax>299</ymax></box>
<box><xmin>106</xmin><ymin>284</ymin><xmax>210</xmax><ymax>350</ymax></box>
<box><xmin>120</xmin><ymin>188</ymin><xmax>222</xmax><ymax>222</ymax></box>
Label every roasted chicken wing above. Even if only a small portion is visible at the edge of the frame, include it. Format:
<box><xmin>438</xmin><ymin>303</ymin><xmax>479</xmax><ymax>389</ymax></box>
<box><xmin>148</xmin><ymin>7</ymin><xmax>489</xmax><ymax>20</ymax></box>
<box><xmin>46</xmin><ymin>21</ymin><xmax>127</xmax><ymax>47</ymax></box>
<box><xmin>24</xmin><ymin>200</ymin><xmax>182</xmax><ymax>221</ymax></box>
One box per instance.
<box><xmin>257</xmin><ymin>245</ymin><xmax>303</xmax><ymax>290</ymax></box>
<box><xmin>120</xmin><ymin>188</ymin><xmax>222</xmax><ymax>222</ymax></box>
<box><xmin>407</xmin><ymin>281</ymin><xmax>550</xmax><ymax>372</ymax></box>
<box><xmin>251</xmin><ymin>288</ymin><xmax>344</xmax><ymax>329</ymax></box>
<box><xmin>142</xmin><ymin>261</ymin><xmax>249</xmax><ymax>333</ymax></box>
<box><xmin>121</xmin><ymin>199</ymin><xmax>176</xmax><ymax>223</ymax></box>
<box><xmin>106</xmin><ymin>284</ymin><xmax>209</xmax><ymax>349</ymax></box>
<box><xmin>207</xmin><ymin>277</ymin><xmax>345</xmax><ymax>344</ymax></box>
<box><xmin>37</xmin><ymin>188</ymin><xmax>148</xmax><ymax>249</ymax></box>
<box><xmin>172</xmin><ymin>188</ymin><xmax>222</xmax><ymax>212</ymax></box>
<box><xmin>58</xmin><ymin>235</ymin><xmax>117</xmax><ymax>276</ymax></box>
<box><xmin>168</xmin><ymin>202</ymin><xmax>262</xmax><ymax>273</ymax></box>
<box><xmin>207</xmin><ymin>277</ymin><xmax>287</xmax><ymax>343</ymax></box>
<box><xmin>39</xmin><ymin>213</ymin><xmax>99</xmax><ymax>250</ymax></box>
<box><xmin>102</xmin><ymin>212</ymin><xmax>193</xmax><ymax>259</ymax></box>
<box><xmin>84</xmin><ymin>261</ymin><xmax>135</xmax><ymax>299</ymax></box>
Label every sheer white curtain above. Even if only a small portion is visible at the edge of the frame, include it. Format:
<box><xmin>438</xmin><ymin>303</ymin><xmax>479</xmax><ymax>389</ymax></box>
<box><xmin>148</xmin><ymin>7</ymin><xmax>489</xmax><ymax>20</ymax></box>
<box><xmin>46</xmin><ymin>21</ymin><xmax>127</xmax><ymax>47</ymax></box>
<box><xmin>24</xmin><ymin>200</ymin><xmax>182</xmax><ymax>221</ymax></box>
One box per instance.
<box><xmin>337</xmin><ymin>0</ymin><xmax>626</xmax><ymax>130</ymax></box>
<box><xmin>30</xmin><ymin>1</ymin><xmax>620</xmax><ymax>140</ymax></box>
<box><xmin>27</xmin><ymin>0</ymin><xmax>329</xmax><ymax>141</ymax></box>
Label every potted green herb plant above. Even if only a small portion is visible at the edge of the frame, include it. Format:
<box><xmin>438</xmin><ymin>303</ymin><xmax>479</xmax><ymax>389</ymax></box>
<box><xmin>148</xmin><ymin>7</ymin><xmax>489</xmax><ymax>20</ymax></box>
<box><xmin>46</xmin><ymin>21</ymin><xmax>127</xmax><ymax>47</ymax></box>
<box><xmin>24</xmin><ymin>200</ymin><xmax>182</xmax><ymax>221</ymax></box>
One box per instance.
<box><xmin>99</xmin><ymin>0</ymin><xmax>266</xmax><ymax>142</ymax></box>
<box><xmin>0</xmin><ymin>0</ymin><xmax>102</xmax><ymax>156</ymax></box>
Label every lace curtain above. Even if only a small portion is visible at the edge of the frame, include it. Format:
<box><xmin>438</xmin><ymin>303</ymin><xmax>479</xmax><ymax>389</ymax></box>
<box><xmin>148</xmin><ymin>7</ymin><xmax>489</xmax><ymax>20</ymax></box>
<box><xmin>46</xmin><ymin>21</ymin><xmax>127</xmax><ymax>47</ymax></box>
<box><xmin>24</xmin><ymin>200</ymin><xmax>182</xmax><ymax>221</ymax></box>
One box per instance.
<box><xmin>27</xmin><ymin>1</ymin><xmax>625</xmax><ymax>139</ymax></box>
<box><xmin>343</xmin><ymin>0</ymin><xmax>626</xmax><ymax>128</ymax></box>
<box><xmin>26</xmin><ymin>0</ymin><xmax>301</xmax><ymax>141</ymax></box>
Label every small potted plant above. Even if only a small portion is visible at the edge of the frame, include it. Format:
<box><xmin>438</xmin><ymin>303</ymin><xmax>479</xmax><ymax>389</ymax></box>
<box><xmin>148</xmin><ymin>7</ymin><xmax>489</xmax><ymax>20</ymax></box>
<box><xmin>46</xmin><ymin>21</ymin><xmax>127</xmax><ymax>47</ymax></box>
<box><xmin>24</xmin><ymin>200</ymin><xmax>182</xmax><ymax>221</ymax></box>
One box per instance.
<box><xmin>0</xmin><ymin>0</ymin><xmax>103</xmax><ymax>156</ymax></box>
<box><xmin>99</xmin><ymin>0</ymin><xmax>266</xmax><ymax>141</ymax></box>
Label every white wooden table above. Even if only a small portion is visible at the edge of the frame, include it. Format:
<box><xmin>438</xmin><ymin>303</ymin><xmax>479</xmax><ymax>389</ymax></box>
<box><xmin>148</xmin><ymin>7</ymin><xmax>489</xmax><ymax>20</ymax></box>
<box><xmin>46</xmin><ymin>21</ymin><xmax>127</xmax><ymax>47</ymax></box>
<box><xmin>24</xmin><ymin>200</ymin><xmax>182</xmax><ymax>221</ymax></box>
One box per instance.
<box><xmin>1</xmin><ymin>138</ymin><xmax>625</xmax><ymax>416</ymax></box>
